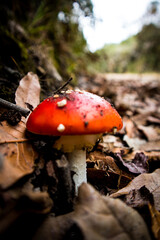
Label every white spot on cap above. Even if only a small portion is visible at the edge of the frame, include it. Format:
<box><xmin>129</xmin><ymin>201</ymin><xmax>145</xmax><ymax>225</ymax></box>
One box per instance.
<box><xmin>57</xmin><ymin>99</ymin><xmax>67</xmax><ymax>107</ymax></box>
<box><xmin>54</xmin><ymin>94</ymin><xmax>59</xmax><ymax>98</ymax></box>
<box><xmin>66</xmin><ymin>89</ymin><xmax>73</xmax><ymax>94</ymax></box>
<box><xmin>75</xmin><ymin>89</ymin><xmax>85</xmax><ymax>94</ymax></box>
<box><xmin>57</xmin><ymin>124</ymin><xmax>65</xmax><ymax>132</ymax></box>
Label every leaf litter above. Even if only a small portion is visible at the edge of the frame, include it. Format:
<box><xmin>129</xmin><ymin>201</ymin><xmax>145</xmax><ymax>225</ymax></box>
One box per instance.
<box><xmin>0</xmin><ymin>72</ymin><xmax>160</xmax><ymax>239</ymax></box>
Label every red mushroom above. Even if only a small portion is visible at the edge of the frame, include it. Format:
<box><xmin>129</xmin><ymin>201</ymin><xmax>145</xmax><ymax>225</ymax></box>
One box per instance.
<box><xmin>26</xmin><ymin>90</ymin><xmax>123</xmax><ymax>193</ymax></box>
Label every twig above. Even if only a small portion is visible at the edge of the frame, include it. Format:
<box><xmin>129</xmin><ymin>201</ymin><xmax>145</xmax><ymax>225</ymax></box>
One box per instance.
<box><xmin>10</xmin><ymin>56</ymin><xmax>24</xmax><ymax>75</ymax></box>
<box><xmin>53</xmin><ymin>77</ymin><xmax>73</xmax><ymax>94</ymax></box>
<box><xmin>0</xmin><ymin>139</ymin><xmax>30</xmax><ymax>144</ymax></box>
<box><xmin>56</xmin><ymin>155</ymin><xmax>73</xmax><ymax>213</ymax></box>
<box><xmin>0</xmin><ymin>98</ymin><xmax>30</xmax><ymax>117</ymax></box>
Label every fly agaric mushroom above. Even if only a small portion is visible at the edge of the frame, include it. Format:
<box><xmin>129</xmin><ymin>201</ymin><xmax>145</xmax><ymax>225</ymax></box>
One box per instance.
<box><xmin>26</xmin><ymin>90</ymin><xmax>123</xmax><ymax>193</ymax></box>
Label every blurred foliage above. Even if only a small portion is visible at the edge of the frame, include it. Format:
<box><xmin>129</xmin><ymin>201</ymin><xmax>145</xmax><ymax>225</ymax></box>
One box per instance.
<box><xmin>87</xmin><ymin>23</ymin><xmax>160</xmax><ymax>73</ymax></box>
<box><xmin>0</xmin><ymin>0</ymin><xmax>94</xmax><ymax>84</ymax></box>
<box><xmin>87</xmin><ymin>1</ymin><xmax>160</xmax><ymax>73</ymax></box>
<box><xmin>87</xmin><ymin>36</ymin><xmax>138</xmax><ymax>73</ymax></box>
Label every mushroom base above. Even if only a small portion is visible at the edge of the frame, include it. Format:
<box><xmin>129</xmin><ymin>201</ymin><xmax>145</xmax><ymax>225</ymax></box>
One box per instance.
<box><xmin>67</xmin><ymin>149</ymin><xmax>86</xmax><ymax>194</ymax></box>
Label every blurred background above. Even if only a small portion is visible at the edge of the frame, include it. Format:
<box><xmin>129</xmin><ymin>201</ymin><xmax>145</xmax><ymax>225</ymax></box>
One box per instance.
<box><xmin>0</xmin><ymin>0</ymin><xmax>160</xmax><ymax>99</ymax></box>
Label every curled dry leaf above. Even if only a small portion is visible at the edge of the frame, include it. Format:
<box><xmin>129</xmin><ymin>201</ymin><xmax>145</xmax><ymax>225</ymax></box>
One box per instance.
<box><xmin>123</xmin><ymin>134</ymin><xmax>147</xmax><ymax>150</ymax></box>
<box><xmin>125</xmin><ymin>119</ymin><xmax>140</xmax><ymax>138</ymax></box>
<box><xmin>0</xmin><ymin>121</ymin><xmax>37</xmax><ymax>189</ymax></box>
<box><xmin>0</xmin><ymin>120</ymin><xmax>26</xmax><ymax>143</ymax></box>
<box><xmin>148</xmin><ymin>203</ymin><xmax>160</xmax><ymax>240</ymax></box>
<box><xmin>0</xmin><ymin>72</ymin><xmax>41</xmax><ymax>189</ymax></box>
<box><xmin>140</xmin><ymin>140</ymin><xmax>160</xmax><ymax>151</ymax></box>
<box><xmin>116</xmin><ymin>151</ymin><xmax>149</xmax><ymax>174</ymax></box>
<box><xmin>15</xmin><ymin>72</ymin><xmax>40</xmax><ymax>120</ymax></box>
<box><xmin>33</xmin><ymin>183</ymin><xmax>151</xmax><ymax>240</ymax></box>
<box><xmin>87</xmin><ymin>151</ymin><xmax>133</xmax><ymax>189</ymax></box>
<box><xmin>115</xmin><ymin>186</ymin><xmax>154</xmax><ymax>209</ymax></box>
<box><xmin>110</xmin><ymin>168</ymin><xmax>160</xmax><ymax>211</ymax></box>
<box><xmin>138</xmin><ymin>125</ymin><xmax>160</xmax><ymax>142</ymax></box>
<box><xmin>147</xmin><ymin>116</ymin><xmax>160</xmax><ymax>125</ymax></box>
<box><xmin>0</xmin><ymin>141</ymin><xmax>37</xmax><ymax>189</ymax></box>
<box><xmin>0</xmin><ymin>183</ymin><xmax>53</xmax><ymax>234</ymax></box>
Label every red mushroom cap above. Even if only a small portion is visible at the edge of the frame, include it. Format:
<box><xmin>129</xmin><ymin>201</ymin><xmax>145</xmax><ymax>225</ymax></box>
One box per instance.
<box><xmin>26</xmin><ymin>90</ymin><xmax>123</xmax><ymax>135</ymax></box>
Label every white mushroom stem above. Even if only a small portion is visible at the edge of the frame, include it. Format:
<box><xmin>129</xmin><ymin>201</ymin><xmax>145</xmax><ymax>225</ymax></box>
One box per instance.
<box><xmin>67</xmin><ymin>149</ymin><xmax>86</xmax><ymax>194</ymax></box>
<box><xmin>53</xmin><ymin>134</ymin><xmax>102</xmax><ymax>194</ymax></box>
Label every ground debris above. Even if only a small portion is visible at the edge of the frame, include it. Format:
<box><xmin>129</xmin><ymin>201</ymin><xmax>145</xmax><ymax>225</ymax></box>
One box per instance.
<box><xmin>0</xmin><ymin>72</ymin><xmax>160</xmax><ymax>239</ymax></box>
<box><xmin>33</xmin><ymin>183</ymin><xmax>151</xmax><ymax>240</ymax></box>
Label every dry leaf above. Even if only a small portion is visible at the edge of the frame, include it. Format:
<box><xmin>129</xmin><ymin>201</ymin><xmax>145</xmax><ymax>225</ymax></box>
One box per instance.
<box><xmin>33</xmin><ymin>183</ymin><xmax>151</xmax><ymax>240</ymax></box>
<box><xmin>110</xmin><ymin>168</ymin><xmax>160</xmax><ymax>211</ymax></box>
<box><xmin>139</xmin><ymin>140</ymin><xmax>160</xmax><ymax>151</ymax></box>
<box><xmin>0</xmin><ymin>121</ymin><xmax>26</xmax><ymax>143</ymax></box>
<box><xmin>15</xmin><ymin>72</ymin><xmax>40</xmax><ymax>112</ymax></box>
<box><xmin>125</xmin><ymin>119</ymin><xmax>139</xmax><ymax>138</ymax></box>
<box><xmin>116</xmin><ymin>151</ymin><xmax>149</xmax><ymax>174</ymax></box>
<box><xmin>88</xmin><ymin>151</ymin><xmax>120</xmax><ymax>172</ymax></box>
<box><xmin>147</xmin><ymin>116</ymin><xmax>160</xmax><ymax>125</ymax></box>
<box><xmin>87</xmin><ymin>151</ymin><xmax>133</xmax><ymax>189</ymax></box>
<box><xmin>0</xmin><ymin>72</ymin><xmax>41</xmax><ymax>188</ymax></box>
<box><xmin>0</xmin><ymin>141</ymin><xmax>37</xmax><ymax>189</ymax></box>
<box><xmin>0</xmin><ymin>121</ymin><xmax>37</xmax><ymax>189</ymax></box>
<box><xmin>123</xmin><ymin>134</ymin><xmax>147</xmax><ymax>150</ymax></box>
<box><xmin>0</xmin><ymin>183</ymin><xmax>53</xmax><ymax>234</ymax></box>
<box><xmin>119</xmin><ymin>186</ymin><xmax>154</xmax><ymax>209</ymax></box>
<box><xmin>148</xmin><ymin>203</ymin><xmax>160</xmax><ymax>240</ymax></box>
<box><xmin>138</xmin><ymin>125</ymin><xmax>160</xmax><ymax>141</ymax></box>
<box><xmin>147</xmin><ymin>151</ymin><xmax>160</xmax><ymax>161</ymax></box>
<box><xmin>99</xmin><ymin>134</ymin><xmax>124</xmax><ymax>151</ymax></box>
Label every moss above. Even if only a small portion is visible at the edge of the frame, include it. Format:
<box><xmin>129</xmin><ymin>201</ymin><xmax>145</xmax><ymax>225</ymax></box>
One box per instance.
<box><xmin>0</xmin><ymin>27</ymin><xmax>36</xmax><ymax>74</ymax></box>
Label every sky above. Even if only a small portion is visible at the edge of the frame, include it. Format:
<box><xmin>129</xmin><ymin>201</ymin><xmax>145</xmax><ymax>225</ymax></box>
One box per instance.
<box><xmin>79</xmin><ymin>0</ymin><xmax>152</xmax><ymax>52</ymax></box>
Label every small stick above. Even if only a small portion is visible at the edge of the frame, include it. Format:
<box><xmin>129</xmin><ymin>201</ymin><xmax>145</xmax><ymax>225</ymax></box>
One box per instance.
<box><xmin>53</xmin><ymin>77</ymin><xmax>73</xmax><ymax>94</ymax></box>
<box><xmin>56</xmin><ymin>155</ymin><xmax>73</xmax><ymax>213</ymax></box>
<box><xmin>0</xmin><ymin>98</ymin><xmax>30</xmax><ymax>117</ymax></box>
<box><xmin>0</xmin><ymin>139</ymin><xmax>30</xmax><ymax>144</ymax></box>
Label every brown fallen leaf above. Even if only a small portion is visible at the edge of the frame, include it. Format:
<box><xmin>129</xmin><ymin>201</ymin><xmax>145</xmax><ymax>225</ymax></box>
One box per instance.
<box><xmin>113</xmin><ymin>185</ymin><xmax>154</xmax><ymax>211</ymax></box>
<box><xmin>140</xmin><ymin>140</ymin><xmax>160</xmax><ymax>151</ymax></box>
<box><xmin>132</xmin><ymin>113</ymin><xmax>151</xmax><ymax>126</ymax></box>
<box><xmin>87</xmin><ymin>151</ymin><xmax>133</xmax><ymax>189</ymax></box>
<box><xmin>0</xmin><ymin>72</ymin><xmax>41</xmax><ymax>189</ymax></box>
<box><xmin>120</xmin><ymin>149</ymin><xmax>160</xmax><ymax>164</ymax></box>
<box><xmin>123</xmin><ymin>134</ymin><xmax>147</xmax><ymax>150</ymax></box>
<box><xmin>125</xmin><ymin>119</ymin><xmax>140</xmax><ymax>138</ymax></box>
<box><xmin>0</xmin><ymin>121</ymin><xmax>37</xmax><ymax>189</ymax></box>
<box><xmin>0</xmin><ymin>121</ymin><xmax>27</xmax><ymax>144</ymax></box>
<box><xmin>88</xmin><ymin>151</ymin><xmax>120</xmax><ymax>172</ymax></box>
<box><xmin>138</xmin><ymin>125</ymin><xmax>160</xmax><ymax>142</ymax></box>
<box><xmin>147</xmin><ymin>151</ymin><xmax>160</xmax><ymax>161</ymax></box>
<box><xmin>116</xmin><ymin>151</ymin><xmax>149</xmax><ymax>174</ymax></box>
<box><xmin>0</xmin><ymin>140</ymin><xmax>37</xmax><ymax>189</ymax></box>
<box><xmin>33</xmin><ymin>183</ymin><xmax>151</xmax><ymax>240</ymax></box>
<box><xmin>0</xmin><ymin>183</ymin><xmax>53</xmax><ymax>234</ymax></box>
<box><xmin>147</xmin><ymin>116</ymin><xmax>160</xmax><ymax>125</ymax></box>
<box><xmin>110</xmin><ymin>168</ymin><xmax>160</xmax><ymax>211</ymax></box>
<box><xmin>15</xmin><ymin>72</ymin><xmax>40</xmax><ymax>123</ymax></box>
<box><xmin>148</xmin><ymin>203</ymin><xmax>160</xmax><ymax>240</ymax></box>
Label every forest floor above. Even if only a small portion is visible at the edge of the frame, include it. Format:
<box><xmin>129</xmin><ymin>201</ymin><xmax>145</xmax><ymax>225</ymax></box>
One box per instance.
<box><xmin>0</xmin><ymin>72</ymin><xmax>160</xmax><ymax>240</ymax></box>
